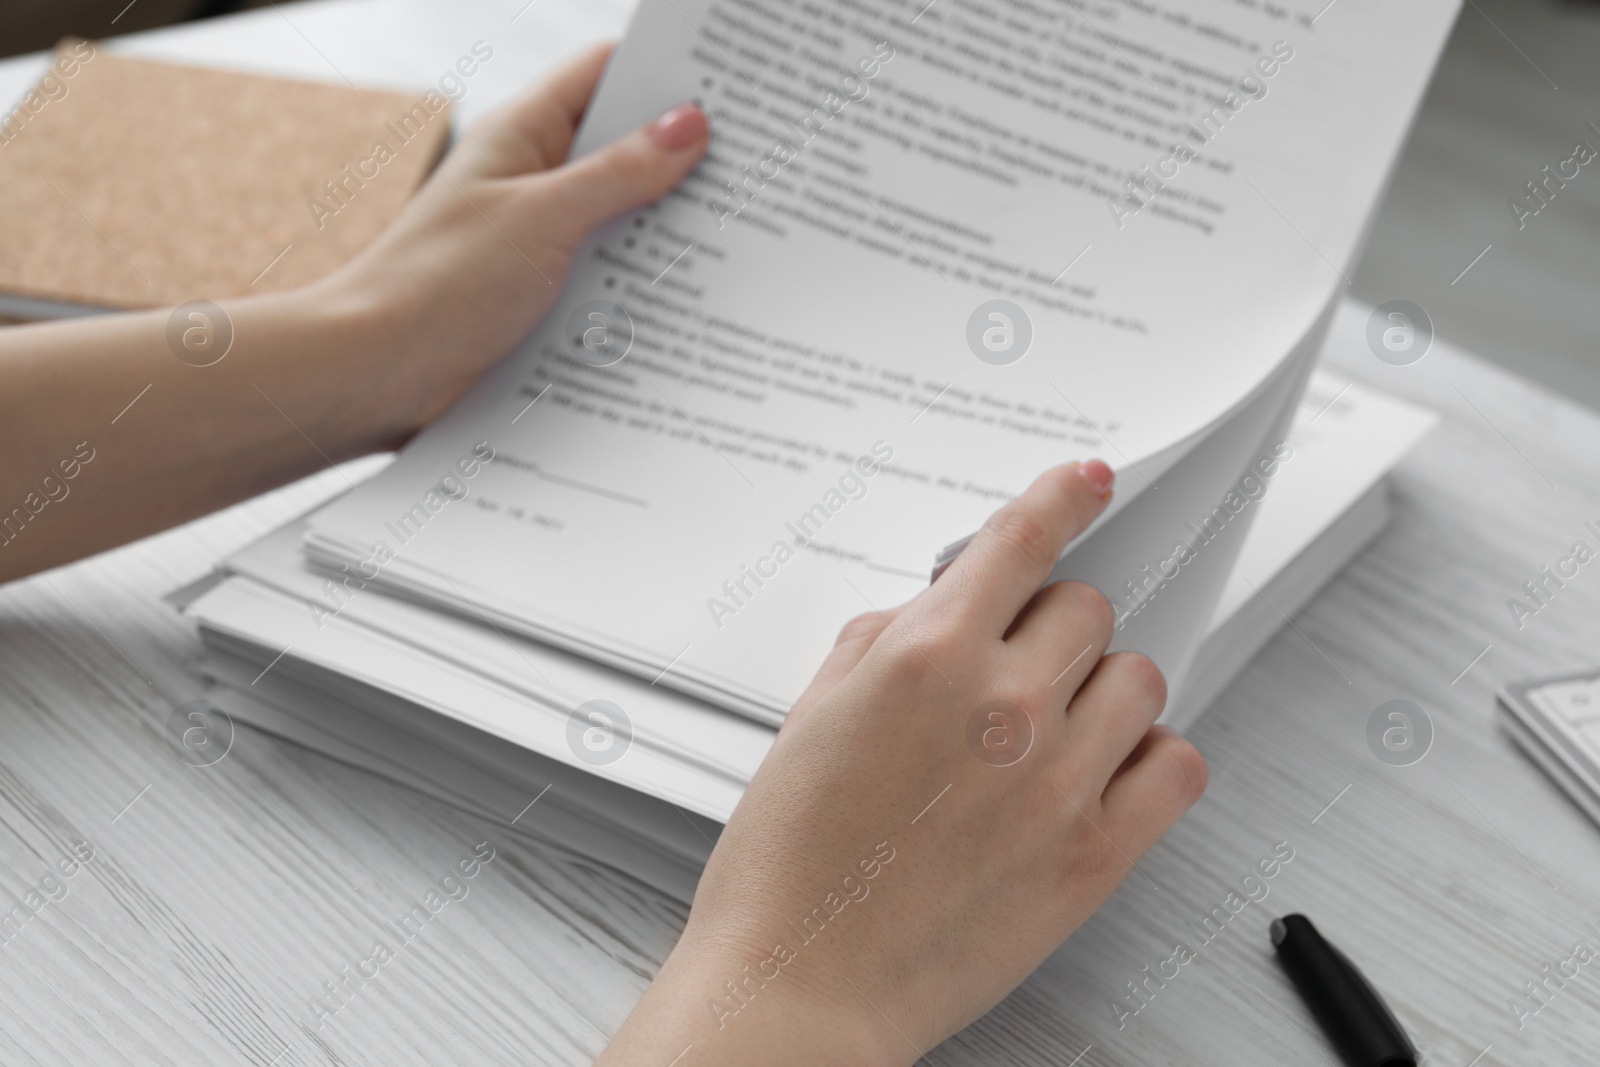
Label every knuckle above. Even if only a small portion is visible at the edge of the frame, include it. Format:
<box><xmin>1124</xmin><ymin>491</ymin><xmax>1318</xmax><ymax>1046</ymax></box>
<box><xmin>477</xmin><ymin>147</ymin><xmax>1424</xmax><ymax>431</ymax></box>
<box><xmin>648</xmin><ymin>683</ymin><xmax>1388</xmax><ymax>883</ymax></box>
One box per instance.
<box><xmin>915</xmin><ymin>620</ymin><xmax>969</xmax><ymax>668</ymax></box>
<box><xmin>1048</xmin><ymin>787</ymin><xmax>1115</xmax><ymax>877</ymax></box>
<box><xmin>1108</xmin><ymin>652</ymin><xmax>1168</xmax><ymax>712</ymax></box>
<box><xmin>877</xmin><ymin>615</ymin><xmax>961</xmax><ymax>681</ymax></box>
<box><xmin>1156</xmin><ymin>734</ymin><xmax>1210</xmax><ymax>803</ymax></box>
<box><xmin>1092</xmin><ymin>834</ymin><xmax>1124</xmax><ymax>879</ymax></box>
<box><xmin>995</xmin><ymin>688</ymin><xmax>1047</xmax><ymax>731</ymax></box>
<box><xmin>623</xmin><ymin>149</ymin><xmax>663</xmax><ymax>187</ymax></box>
<box><xmin>837</xmin><ymin>612</ymin><xmax>886</xmax><ymax>647</ymax></box>
<box><xmin>1002</xmin><ymin>670</ymin><xmax>1058</xmax><ymax>727</ymax></box>
<box><xmin>600</xmin><ymin>138</ymin><xmax>655</xmax><ymax>179</ymax></box>
<box><xmin>523</xmin><ymin>182</ymin><xmax>584</xmax><ymax>242</ymax></box>
<box><xmin>1053</xmin><ymin>580</ymin><xmax>1115</xmax><ymax>638</ymax></box>
<box><xmin>1038</xmin><ymin>462</ymin><xmax>1084</xmax><ymax>499</ymax></box>
<box><xmin>986</xmin><ymin>507</ymin><xmax>1056</xmax><ymax>569</ymax></box>
<box><xmin>1068</xmin><ymin>825</ymin><xmax>1120</xmax><ymax>883</ymax></box>
<box><xmin>617</xmin><ymin>138</ymin><xmax>683</xmax><ymax>194</ymax></box>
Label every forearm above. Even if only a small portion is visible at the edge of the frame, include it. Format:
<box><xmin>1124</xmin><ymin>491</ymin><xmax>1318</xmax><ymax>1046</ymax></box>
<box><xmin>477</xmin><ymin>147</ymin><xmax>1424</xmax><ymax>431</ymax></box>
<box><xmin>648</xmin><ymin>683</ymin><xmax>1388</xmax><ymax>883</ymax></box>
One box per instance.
<box><xmin>0</xmin><ymin>280</ymin><xmax>409</xmax><ymax>581</ymax></box>
<box><xmin>0</xmin><ymin>47</ymin><xmax>709</xmax><ymax>586</ymax></box>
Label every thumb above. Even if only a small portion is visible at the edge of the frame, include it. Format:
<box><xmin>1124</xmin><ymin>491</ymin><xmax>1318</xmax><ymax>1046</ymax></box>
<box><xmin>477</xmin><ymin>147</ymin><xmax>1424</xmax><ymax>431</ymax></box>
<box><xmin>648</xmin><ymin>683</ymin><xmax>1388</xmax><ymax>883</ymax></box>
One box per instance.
<box><xmin>534</xmin><ymin>103</ymin><xmax>709</xmax><ymax>247</ymax></box>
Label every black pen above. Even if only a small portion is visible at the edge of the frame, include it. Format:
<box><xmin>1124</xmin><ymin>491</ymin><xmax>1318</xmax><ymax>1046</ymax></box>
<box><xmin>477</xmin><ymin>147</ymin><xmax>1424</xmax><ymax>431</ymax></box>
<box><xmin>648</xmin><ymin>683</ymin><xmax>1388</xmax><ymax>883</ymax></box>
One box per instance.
<box><xmin>1270</xmin><ymin>914</ymin><xmax>1418</xmax><ymax>1067</ymax></box>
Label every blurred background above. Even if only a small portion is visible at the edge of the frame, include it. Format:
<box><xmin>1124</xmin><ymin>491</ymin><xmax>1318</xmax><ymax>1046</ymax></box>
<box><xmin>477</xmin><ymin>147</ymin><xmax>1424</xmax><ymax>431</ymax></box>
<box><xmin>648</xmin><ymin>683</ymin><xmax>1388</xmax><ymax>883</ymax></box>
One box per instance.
<box><xmin>2</xmin><ymin>0</ymin><xmax>1597</xmax><ymax>406</ymax></box>
<box><xmin>1</xmin><ymin>0</ymin><xmax>272</xmax><ymax>54</ymax></box>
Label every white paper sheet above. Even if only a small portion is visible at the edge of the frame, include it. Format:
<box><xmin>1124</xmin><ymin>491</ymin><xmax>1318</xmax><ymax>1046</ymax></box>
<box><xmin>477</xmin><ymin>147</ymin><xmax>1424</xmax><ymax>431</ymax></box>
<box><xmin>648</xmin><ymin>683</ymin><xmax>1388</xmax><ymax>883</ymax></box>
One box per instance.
<box><xmin>189</xmin><ymin>368</ymin><xmax>1437</xmax><ymax>826</ymax></box>
<box><xmin>303</xmin><ymin>0</ymin><xmax>1460</xmax><ymax>718</ymax></box>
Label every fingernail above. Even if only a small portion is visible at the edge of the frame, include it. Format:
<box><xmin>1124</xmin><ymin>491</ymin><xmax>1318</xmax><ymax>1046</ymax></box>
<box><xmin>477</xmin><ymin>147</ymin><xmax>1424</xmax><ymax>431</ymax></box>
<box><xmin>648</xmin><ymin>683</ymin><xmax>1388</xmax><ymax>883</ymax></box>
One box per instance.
<box><xmin>1081</xmin><ymin>458</ymin><xmax>1114</xmax><ymax>496</ymax></box>
<box><xmin>647</xmin><ymin>103</ymin><xmax>708</xmax><ymax>151</ymax></box>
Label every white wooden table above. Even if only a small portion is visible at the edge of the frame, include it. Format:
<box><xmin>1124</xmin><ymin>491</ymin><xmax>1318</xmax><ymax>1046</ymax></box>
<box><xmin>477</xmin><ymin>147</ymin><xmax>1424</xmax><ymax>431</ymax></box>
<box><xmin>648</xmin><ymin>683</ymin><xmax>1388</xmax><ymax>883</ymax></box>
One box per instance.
<box><xmin>3</xmin><ymin>3</ymin><xmax>1600</xmax><ymax>1064</ymax></box>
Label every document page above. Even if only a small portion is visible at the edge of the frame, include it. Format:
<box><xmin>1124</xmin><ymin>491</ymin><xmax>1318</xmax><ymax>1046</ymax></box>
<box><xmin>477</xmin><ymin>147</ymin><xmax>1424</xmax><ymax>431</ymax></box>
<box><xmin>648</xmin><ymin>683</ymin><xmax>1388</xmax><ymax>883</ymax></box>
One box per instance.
<box><xmin>188</xmin><ymin>365</ymin><xmax>1435</xmax><ymax>828</ymax></box>
<box><xmin>307</xmin><ymin>0</ymin><xmax>1459</xmax><ymax>717</ymax></box>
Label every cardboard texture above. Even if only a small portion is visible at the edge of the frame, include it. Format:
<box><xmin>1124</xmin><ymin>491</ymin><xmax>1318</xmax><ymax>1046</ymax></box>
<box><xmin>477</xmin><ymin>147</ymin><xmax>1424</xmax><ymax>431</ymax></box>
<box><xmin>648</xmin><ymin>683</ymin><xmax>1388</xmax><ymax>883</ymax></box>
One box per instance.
<box><xmin>0</xmin><ymin>40</ymin><xmax>451</xmax><ymax>312</ymax></box>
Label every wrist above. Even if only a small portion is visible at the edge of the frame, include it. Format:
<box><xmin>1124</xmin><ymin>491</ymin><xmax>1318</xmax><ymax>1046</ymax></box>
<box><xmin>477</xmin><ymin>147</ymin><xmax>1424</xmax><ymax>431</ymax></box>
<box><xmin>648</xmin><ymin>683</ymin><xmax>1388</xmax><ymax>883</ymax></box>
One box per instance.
<box><xmin>279</xmin><ymin>269</ymin><xmax>437</xmax><ymax>448</ymax></box>
<box><xmin>599</xmin><ymin>934</ymin><xmax>913</xmax><ymax>1067</ymax></box>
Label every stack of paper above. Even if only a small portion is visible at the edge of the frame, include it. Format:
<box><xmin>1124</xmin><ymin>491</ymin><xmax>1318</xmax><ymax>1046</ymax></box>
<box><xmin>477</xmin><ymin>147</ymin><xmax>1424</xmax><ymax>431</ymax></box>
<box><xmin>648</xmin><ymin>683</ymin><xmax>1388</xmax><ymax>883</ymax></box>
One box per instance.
<box><xmin>1498</xmin><ymin>672</ymin><xmax>1600</xmax><ymax>827</ymax></box>
<box><xmin>181</xmin><ymin>366</ymin><xmax>1434</xmax><ymax>901</ymax></box>
<box><xmin>171</xmin><ymin>0</ymin><xmax>1460</xmax><ymax>898</ymax></box>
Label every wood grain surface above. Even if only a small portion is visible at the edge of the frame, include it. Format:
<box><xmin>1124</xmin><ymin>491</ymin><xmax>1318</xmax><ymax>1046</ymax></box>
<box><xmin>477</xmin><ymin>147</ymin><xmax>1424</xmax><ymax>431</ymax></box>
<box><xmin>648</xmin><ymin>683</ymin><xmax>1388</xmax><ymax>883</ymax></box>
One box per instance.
<box><xmin>2</xmin><ymin>2</ymin><xmax>1599</xmax><ymax>1065</ymax></box>
<box><xmin>3</xmin><ymin>320</ymin><xmax>1598</xmax><ymax>1067</ymax></box>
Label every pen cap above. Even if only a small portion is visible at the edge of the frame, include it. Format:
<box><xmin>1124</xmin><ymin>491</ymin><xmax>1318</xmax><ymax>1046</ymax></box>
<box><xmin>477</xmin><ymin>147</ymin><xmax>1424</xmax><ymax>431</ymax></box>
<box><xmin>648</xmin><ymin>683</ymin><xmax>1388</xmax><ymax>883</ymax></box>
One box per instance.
<box><xmin>1270</xmin><ymin>914</ymin><xmax>1417</xmax><ymax>1067</ymax></box>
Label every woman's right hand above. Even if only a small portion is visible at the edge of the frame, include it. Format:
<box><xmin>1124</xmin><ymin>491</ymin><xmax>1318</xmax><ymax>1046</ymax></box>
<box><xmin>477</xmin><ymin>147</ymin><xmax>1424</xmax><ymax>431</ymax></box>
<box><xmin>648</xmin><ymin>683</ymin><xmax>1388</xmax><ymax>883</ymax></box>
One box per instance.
<box><xmin>598</xmin><ymin>460</ymin><xmax>1208</xmax><ymax>1066</ymax></box>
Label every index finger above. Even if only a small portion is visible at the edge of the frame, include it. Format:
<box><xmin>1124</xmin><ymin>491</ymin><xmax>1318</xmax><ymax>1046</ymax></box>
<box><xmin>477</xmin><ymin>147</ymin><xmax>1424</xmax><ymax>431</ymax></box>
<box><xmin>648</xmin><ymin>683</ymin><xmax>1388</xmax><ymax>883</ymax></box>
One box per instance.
<box><xmin>918</xmin><ymin>459</ymin><xmax>1114</xmax><ymax>637</ymax></box>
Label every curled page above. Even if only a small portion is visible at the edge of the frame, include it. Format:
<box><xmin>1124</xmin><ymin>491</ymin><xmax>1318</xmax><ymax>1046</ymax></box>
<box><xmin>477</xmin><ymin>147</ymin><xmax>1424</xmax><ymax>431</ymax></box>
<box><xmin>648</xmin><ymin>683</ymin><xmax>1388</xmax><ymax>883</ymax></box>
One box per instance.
<box><xmin>304</xmin><ymin>0</ymin><xmax>1460</xmax><ymax>723</ymax></box>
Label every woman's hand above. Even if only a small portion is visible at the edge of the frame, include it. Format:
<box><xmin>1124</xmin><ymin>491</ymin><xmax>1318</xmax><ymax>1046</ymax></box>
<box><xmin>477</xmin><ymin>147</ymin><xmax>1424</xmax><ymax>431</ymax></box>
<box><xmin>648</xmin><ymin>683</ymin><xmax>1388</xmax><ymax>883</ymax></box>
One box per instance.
<box><xmin>598</xmin><ymin>461</ymin><xmax>1208</xmax><ymax>1066</ymax></box>
<box><xmin>322</xmin><ymin>42</ymin><xmax>710</xmax><ymax>437</ymax></box>
<box><xmin>0</xmin><ymin>44</ymin><xmax>708</xmax><ymax>581</ymax></box>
